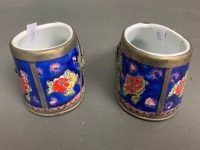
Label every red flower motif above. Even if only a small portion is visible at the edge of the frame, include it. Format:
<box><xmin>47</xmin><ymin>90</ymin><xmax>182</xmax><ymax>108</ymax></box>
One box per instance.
<box><xmin>53</xmin><ymin>77</ymin><xmax>69</xmax><ymax>92</ymax></box>
<box><xmin>19</xmin><ymin>70</ymin><xmax>32</xmax><ymax>101</ymax></box>
<box><xmin>175</xmin><ymin>77</ymin><xmax>186</xmax><ymax>95</ymax></box>
<box><xmin>124</xmin><ymin>75</ymin><xmax>144</xmax><ymax>94</ymax></box>
<box><xmin>20</xmin><ymin>77</ymin><xmax>29</xmax><ymax>93</ymax></box>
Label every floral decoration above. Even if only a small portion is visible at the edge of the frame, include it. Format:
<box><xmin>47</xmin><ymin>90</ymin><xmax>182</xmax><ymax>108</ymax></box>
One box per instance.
<box><xmin>47</xmin><ymin>69</ymin><xmax>78</xmax><ymax>96</ymax></box>
<box><xmin>50</xmin><ymin>97</ymin><xmax>57</xmax><ymax>105</ymax></box>
<box><xmin>123</xmin><ymin>74</ymin><xmax>148</xmax><ymax>104</ymax></box>
<box><xmin>32</xmin><ymin>96</ymin><xmax>40</xmax><ymax>104</ymax></box>
<box><xmin>150</xmin><ymin>68</ymin><xmax>163</xmax><ymax>79</ymax></box>
<box><xmin>130</xmin><ymin>63</ymin><xmax>137</xmax><ymax>72</ymax></box>
<box><xmin>168</xmin><ymin>72</ymin><xmax>187</xmax><ymax>98</ymax></box>
<box><xmin>170</xmin><ymin>72</ymin><xmax>180</xmax><ymax>83</ymax></box>
<box><xmin>49</xmin><ymin>63</ymin><xmax>61</xmax><ymax>73</ymax></box>
<box><xmin>19</xmin><ymin>70</ymin><xmax>32</xmax><ymax>101</ymax></box>
<box><xmin>37</xmin><ymin>67</ymin><xmax>43</xmax><ymax>78</ymax></box>
<box><xmin>145</xmin><ymin>97</ymin><xmax>156</xmax><ymax>107</ymax></box>
<box><xmin>72</xmin><ymin>56</ymin><xmax>77</xmax><ymax>62</ymax></box>
<box><xmin>165</xmin><ymin>101</ymin><xmax>173</xmax><ymax>109</ymax></box>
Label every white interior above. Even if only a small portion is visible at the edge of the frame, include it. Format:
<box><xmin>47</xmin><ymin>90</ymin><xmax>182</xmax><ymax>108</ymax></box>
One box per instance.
<box><xmin>125</xmin><ymin>23</ymin><xmax>190</xmax><ymax>56</ymax></box>
<box><xmin>11</xmin><ymin>22</ymin><xmax>73</xmax><ymax>51</ymax></box>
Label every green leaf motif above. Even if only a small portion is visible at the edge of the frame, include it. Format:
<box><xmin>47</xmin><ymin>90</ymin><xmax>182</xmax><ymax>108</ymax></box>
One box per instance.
<box><xmin>168</xmin><ymin>88</ymin><xmax>175</xmax><ymax>98</ymax></box>
<box><xmin>143</xmin><ymin>80</ymin><xmax>149</xmax><ymax>86</ymax></box>
<box><xmin>47</xmin><ymin>89</ymin><xmax>53</xmax><ymax>95</ymax></box>
<box><xmin>131</xmin><ymin>95</ymin><xmax>139</xmax><ymax>104</ymax></box>
<box><xmin>47</xmin><ymin>81</ymin><xmax>53</xmax><ymax>87</ymax></box>
<box><xmin>64</xmin><ymin>89</ymin><xmax>75</xmax><ymax>96</ymax></box>
<box><xmin>64</xmin><ymin>70</ymin><xmax>70</xmax><ymax>77</ymax></box>
<box><xmin>123</xmin><ymin>88</ymin><xmax>129</xmax><ymax>96</ymax></box>
<box><xmin>47</xmin><ymin>81</ymin><xmax>53</xmax><ymax>94</ymax></box>
<box><xmin>26</xmin><ymin>94</ymin><xmax>31</xmax><ymax>102</ymax></box>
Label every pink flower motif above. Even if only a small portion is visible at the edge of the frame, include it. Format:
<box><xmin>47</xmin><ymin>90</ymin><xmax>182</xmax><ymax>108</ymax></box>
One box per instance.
<box><xmin>37</xmin><ymin>68</ymin><xmax>43</xmax><ymax>77</ymax></box>
<box><xmin>77</xmin><ymin>78</ymin><xmax>82</xmax><ymax>85</ymax></box>
<box><xmin>145</xmin><ymin>97</ymin><xmax>156</xmax><ymax>107</ymax></box>
<box><xmin>72</xmin><ymin>56</ymin><xmax>77</xmax><ymax>62</ymax></box>
<box><xmin>32</xmin><ymin>96</ymin><xmax>40</xmax><ymax>104</ymax></box>
<box><xmin>20</xmin><ymin>70</ymin><xmax>27</xmax><ymax>77</ymax></box>
<box><xmin>50</xmin><ymin>97</ymin><xmax>57</xmax><ymax>105</ymax></box>
<box><xmin>170</xmin><ymin>72</ymin><xmax>180</xmax><ymax>83</ymax></box>
<box><xmin>150</xmin><ymin>68</ymin><xmax>163</xmax><ymax>79</ymax></box>
<box><xmin>120</xmin><ymin>71</ymin><xmax>124</xmax><ymax>79</ymax></box>
<box><xmin>49</xmin><ymin>63</ymin><xmax>60</xmax><ymax>73</ymax></box>
<box><xmin>130</xmin><ymin>63</ymin><xmax>137</xmax><ymax>72</ymax></box>
<box><xmin>166</xmin><ymin>101</ymin><xmax>173</xmax><ymax>109</ymax></box>
<box><xmin>173</xmin><ymin>72</ymin><xmax>180</xmax><ymax>79</ymax></box>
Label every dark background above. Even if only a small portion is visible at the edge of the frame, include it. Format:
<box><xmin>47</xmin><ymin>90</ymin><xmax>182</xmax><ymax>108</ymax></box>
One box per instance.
<box><xmin>0</xmin><ymin>0</ymin><xmax>199</xmax><ymax>149</ymax></box>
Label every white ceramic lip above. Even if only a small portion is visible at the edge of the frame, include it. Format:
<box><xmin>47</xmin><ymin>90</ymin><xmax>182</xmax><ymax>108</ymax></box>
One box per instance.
<box><xmin>11</xmin><ymin>22</ymin><xmax>73</xmax><ymax>51</ymax></box>
<box><xmin>124</xmin><ymin>23</ymin><xmax>190</xmax><ymax>57</ymax></box>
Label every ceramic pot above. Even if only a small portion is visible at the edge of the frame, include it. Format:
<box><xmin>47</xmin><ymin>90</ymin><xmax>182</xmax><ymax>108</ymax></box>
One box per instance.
<box><xmin>116</xmin><ymin>23</ymin><xmax>192</xmax><ymax>121</ymax></box>
<box><xmin>10</xmin><ymin>22</ymin><xmax>85</xmax><ymax>116</ymax></box>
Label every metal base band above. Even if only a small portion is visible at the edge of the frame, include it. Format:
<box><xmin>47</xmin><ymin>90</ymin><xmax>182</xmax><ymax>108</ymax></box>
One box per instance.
<box><xmin>25</xmin><ymin>85</ymin><xmax>85</xmax><ymax>117</ymax></box>
<box><xmin>116</xmin><ymin>92</ymin><xmax>179</xmax><ymax>121</ymax></box>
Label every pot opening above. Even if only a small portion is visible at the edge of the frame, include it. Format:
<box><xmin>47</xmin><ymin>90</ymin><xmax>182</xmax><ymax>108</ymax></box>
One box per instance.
<box><xmin>125</xmin><ymin>23</ymin><xmax>190</xmax><ymax>56</ymax></box>
<box><xmin>11</xmin><ymin>22</ymin><xmax>73</xmax><ymax>51</ymax></box>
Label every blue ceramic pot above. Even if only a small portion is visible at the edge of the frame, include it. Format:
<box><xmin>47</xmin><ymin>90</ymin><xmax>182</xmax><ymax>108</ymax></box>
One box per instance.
<box><xmin>10</xmin><ymin>22</ymin><xmax>85</xmax><ymax>116</ymax></box>
<box><xmin>116</xmin><ymin>23</ymin><xmax>192</xmax><ymax>121</ymax></box>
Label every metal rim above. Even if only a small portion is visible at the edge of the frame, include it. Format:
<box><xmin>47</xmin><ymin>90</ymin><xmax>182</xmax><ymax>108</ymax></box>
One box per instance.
<box><xmin>117</xmin><ymin>98</ymin><xmax>178</xmax><ymax>121</ymax></box>
<box><xmin>25</xmin><ymin>85</ymin><xmax>85</xmax><ymax>117</ymax></box>
<box><xmin>9</xmin><ymin>25</ymin><xmax>78</xmax><ymax>62</ymax></box>
<box><xmin>121</xmin><ymin>23</ymin><xmax>192</xmax><ymax>68</ymax></box>
<box><xmin>116</xmin><ymin>92</ymin><xmax>179</xmax><ymax>121</ymax></box>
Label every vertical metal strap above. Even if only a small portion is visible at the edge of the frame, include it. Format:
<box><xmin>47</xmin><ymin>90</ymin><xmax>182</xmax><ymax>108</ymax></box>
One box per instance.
<box><xmin>77</xmin><ymin>41</ymin><xmax>85</xmax><ymax>76</ymax></box>
<box><xmin>115</xmin><ymin>42</ymin><xmax>121</xmax><ymax>71</ymax></box>
<box><xmin>78</xmin><ymin>41</ymin><xmax>85</xmax><ymax>70</ymax></box>
<box><xmin>30</xmin><ymin>62</ymin><xmax>48</xmax><ymax>109</ymax></box>
<box><xmin>156</xmin><ymin>68</ymin><xmax>172</xmax><ymax>114</ymax></box>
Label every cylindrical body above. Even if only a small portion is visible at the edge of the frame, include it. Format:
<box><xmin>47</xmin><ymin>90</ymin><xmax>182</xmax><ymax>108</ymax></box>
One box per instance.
<box><xmin>116</xmin><ymin>23</ymin><xmax>192</xmax><ymax>121</ymax></box>
<box><xmin>10</xmin><ymin>22</ymin><xmax>85</xmax><ymax>116</ymax></box>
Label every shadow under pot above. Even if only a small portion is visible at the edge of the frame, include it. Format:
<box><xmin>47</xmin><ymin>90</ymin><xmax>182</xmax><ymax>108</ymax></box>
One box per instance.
<box><xmin>116</xmin><ymin>23</ymin><xmax>192</xmax><ymax>121</ymax></box>
<box><xmin>10</xmin><ymin>22</ymin><xmax>85</xmax><ymax>116</ymax></box>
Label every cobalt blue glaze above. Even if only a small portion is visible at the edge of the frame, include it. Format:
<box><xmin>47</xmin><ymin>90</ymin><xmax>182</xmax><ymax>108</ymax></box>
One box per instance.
<box><xmin>116</xmin><ymin>23</ymin><xmax>192</xmax><ymax>120</ymax></box>
<box><xmin>118</xmin><ymin>49</ymin><xmax>165</xmax><ymax>113</ymax></box>
<box><xmin>14</xmin><ymin>58</ymin><xmax>42</xmax><ymax>108</ymax></box>
<box><xmin>164</xmin><ymin>63</ymin><xmax>189</xmax><ymax>111</ymax></box>
<box><xmin>14</xmin><ymin>44</ymin><xmax>84</xmax><ymax>109</ymax></box>
<box><xmin>36</xmin><ymin>45</ymin><xmax>82</xmax><ymax>108</ymax></box>
<box><xmin>10</xmin><ymin>22</ymin><xmax>85</xmax><ymax>116</ymax></box>
<box><xmin>117</xmin><ymin>48</ymin><xmax>190</xmax><ymax>116</ymax></box>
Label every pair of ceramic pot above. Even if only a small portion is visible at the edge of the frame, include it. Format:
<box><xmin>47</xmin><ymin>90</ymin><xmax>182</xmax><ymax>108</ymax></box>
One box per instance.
<box><xmin>10</xmin><ymin>22</ymin><xmax>192</xmax><ymax>121</ymax></box>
